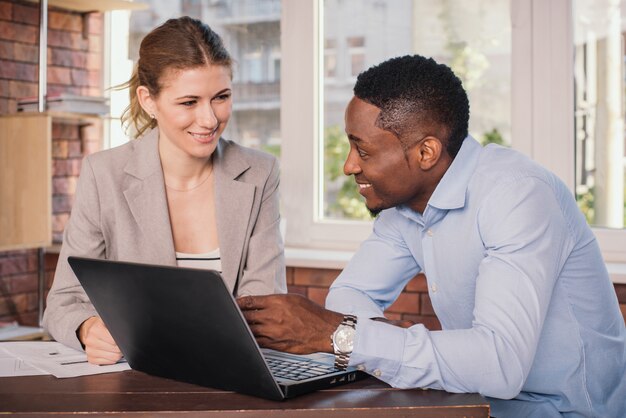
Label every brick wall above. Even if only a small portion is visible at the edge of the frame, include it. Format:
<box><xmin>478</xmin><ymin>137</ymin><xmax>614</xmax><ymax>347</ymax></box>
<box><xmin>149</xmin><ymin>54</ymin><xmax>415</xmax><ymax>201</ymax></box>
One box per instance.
<box><xmin>0</xmin><ymin>0</ymin><xmax>103</xmax><ymax>326</ymax></box>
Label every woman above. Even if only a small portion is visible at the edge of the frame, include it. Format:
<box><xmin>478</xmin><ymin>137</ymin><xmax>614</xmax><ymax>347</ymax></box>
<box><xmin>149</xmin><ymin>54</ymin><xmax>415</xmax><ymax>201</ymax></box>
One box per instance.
<box><xmin>43</xmin><ymin>16</ymin><xmax>286</xmax><ymax>365</ymax></box>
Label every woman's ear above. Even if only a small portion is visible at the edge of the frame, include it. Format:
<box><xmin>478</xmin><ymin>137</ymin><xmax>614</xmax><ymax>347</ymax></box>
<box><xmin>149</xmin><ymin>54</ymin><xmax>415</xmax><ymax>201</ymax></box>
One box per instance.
<box><xmin>136</xmin><ymin>86</ymin><xmax>155</xmax><ymax>116</ymax></box>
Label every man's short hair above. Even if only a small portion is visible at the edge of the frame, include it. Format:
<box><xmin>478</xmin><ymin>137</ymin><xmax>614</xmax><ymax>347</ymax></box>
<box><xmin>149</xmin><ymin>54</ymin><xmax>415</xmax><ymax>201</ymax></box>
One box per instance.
<box><xmin>354</xmin><ymin>55</ymin><xmax>470</xmax><ymax>158</ymax></box>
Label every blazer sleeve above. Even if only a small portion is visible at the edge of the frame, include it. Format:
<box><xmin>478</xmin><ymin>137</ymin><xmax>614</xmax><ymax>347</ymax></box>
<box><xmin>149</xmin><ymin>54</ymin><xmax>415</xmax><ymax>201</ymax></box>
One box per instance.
<box><xmin>42</xmin><ymin>156</ymin><xmax>104</xmax><ymax>351</ymax></box>
<box><xmin>236</xmin><ymin>156</ymin><xmax>287</xmax><ymax>296</ymax></box>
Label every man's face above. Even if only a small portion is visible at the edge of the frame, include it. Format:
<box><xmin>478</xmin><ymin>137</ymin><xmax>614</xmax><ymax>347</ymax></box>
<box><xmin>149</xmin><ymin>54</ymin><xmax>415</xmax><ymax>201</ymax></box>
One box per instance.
<box><xmin>343</xmin><ymin>97</ymin><xmax>431</xmax><ymax>214</ymax></box>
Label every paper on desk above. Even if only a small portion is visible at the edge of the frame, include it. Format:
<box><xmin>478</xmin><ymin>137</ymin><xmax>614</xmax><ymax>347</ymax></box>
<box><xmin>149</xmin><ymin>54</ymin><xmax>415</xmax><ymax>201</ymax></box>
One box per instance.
<box><xmin>0</xmin><ymin>341</ymin><xmax>131</xmax><ymax>378</ymax></box>
<box><xmin>0</xmin><ymin>347</ymin><xmax>47</xmax><ymax>377</ymax></box>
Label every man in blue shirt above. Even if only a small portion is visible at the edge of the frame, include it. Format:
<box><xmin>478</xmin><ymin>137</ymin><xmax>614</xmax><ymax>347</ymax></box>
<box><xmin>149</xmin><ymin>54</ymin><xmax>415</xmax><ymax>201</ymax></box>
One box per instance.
<box><xmin>238</xmin><ymin>55</ymin><xmax>626</xmax><ymax>417</ymax></box>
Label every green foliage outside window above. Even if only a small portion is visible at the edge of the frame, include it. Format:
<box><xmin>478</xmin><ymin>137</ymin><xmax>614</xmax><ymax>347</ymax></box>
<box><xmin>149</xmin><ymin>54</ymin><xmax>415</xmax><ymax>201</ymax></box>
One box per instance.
<box><xmin>324</xmin><ymin>125</ymin><xmax>373</xmax><ymax>220</ymax></box>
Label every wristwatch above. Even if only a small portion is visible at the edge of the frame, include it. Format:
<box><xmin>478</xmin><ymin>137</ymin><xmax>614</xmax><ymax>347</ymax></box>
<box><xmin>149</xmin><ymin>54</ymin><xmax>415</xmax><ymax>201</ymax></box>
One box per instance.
<box><xmin>331</xmin><ymin>314</ymin><xmax>357</xmax><ymax>370</ymax></box>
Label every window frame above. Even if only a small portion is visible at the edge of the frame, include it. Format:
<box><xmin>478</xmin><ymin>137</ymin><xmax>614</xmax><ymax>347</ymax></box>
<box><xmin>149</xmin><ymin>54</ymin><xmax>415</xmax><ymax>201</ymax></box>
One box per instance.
<box><xmin>280</xmin><ymin>0</ymin><xmax>626</xmax><ymax>262</ymax></box>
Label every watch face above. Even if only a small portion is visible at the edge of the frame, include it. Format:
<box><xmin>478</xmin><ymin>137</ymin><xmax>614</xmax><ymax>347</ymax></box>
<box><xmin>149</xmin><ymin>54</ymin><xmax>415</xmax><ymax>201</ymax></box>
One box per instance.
<box><xmin>333</xmin><ymin>325</ymin><xmax>355</xmax><ymax>353</ymax></box>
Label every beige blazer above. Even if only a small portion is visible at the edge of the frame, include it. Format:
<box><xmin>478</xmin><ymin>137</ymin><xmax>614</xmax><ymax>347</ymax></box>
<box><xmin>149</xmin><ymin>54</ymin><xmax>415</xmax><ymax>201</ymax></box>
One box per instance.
<box><xmin>43</xmin><ymin>129</ymin><xmax>286</xmax><ymax>350</ymax></box>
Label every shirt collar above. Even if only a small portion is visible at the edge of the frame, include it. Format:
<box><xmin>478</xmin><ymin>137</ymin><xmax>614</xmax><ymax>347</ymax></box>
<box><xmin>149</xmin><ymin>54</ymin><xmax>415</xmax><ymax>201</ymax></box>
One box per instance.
<box><xmin>428</xmin><ymin>135</ymin><xmax>482</xmax><ymax>210</ymax></box>
<box><xmin>394</xmin><ymin>135</ymin><xmax>482</xmax><ymax>222</ymax></box>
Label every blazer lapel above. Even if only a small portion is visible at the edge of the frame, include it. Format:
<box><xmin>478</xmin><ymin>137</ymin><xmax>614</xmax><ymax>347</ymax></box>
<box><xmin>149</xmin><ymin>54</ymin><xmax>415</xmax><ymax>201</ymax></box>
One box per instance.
<box><xmin>214</xmin><ymin>139</ymin><xmax>255</xmax><ymax>292</ymax></box>
<box><xmin>122</xmin><ymin>130</ymin><xmax>177</xmax><ymax>266</ymax></box>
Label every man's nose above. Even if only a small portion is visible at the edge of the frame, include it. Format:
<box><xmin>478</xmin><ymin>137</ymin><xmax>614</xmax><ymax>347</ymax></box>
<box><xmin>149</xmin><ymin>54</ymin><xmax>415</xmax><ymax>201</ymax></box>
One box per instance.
<box><xmin>343</xmin><ymin>149</ymin><xmax>362</xmax><ymax>176</ymax></box>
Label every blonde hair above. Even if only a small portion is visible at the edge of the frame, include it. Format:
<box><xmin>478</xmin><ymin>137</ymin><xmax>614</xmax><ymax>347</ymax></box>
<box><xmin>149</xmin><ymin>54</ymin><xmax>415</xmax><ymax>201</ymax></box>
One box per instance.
<box><xmin>118</xmin><ymin>16</ymin><xmax>233</xmax><ymax>139</ymax></box>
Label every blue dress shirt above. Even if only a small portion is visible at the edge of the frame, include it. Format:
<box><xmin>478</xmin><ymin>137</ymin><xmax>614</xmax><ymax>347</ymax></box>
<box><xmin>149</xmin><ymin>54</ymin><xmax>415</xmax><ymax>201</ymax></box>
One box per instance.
<box><xmin>327</xmin><ymin>136</ymin><xmax>626</xmax><ymax>417</ymax></box>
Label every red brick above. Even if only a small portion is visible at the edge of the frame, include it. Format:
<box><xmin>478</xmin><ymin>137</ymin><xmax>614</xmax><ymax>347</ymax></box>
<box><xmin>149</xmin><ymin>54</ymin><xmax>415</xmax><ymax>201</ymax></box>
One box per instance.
<box><xmin>386</xmin><ymin>292</ymin><xmax>420</xmax><ymax>314</ymax></box>
<box><xmin>13</xmin><ymin>42</ymin><xmax>38</xmax><ymax>63</ymax></box>
<box><xmin>48</xmin><ymin>29</ymin><xmax>87</xmax><ymax>51</ymax></box>
<box><xmin>8</xmin><ymin>80</ymin><xmax>37</xmax><ymax>99</ymax></box>
<box><xmin>293</xmin><ymin>267</ymin><xmax>340</xmax><ymax>287</ymax></box>
<box><xmin>286</xmin><ymin>285</ymin><xmax>307</xmax><ymax>297</ymax></box>
<box><xmin>286</xmin><ymin>267</ymin><xmax>295</xmax><ymax>285</ymax></box>
<box><xmin>68</xmin><ymin>140</ymin><xmax>82</xmax><ymax>157</ymax></box>
<box><xmin>49</xmin><ymin>11</ymin><xmax>82</xmax><ymax>32</ymax></box>
<box><xmin>87</xmin><ymin>69</ymin><xmax>99</xmax><ymax>88</ymax></box>
<box><xmin>401</xmin><ymin>314</ymin><xmax>442</xmax><ymax>331</ymax></box>
<box><xmin>81</xmin><ymin>120</ymin><xmax>102</xmax><ymax>141</ymax></box>
<box><xmin>7</xmin><ymin>273</ymin><xmax>38</xmax><ymax>294</ymax></box>
<box><xmin>83</xmin><ymin>138</ymin><xmax>101</xmax><ymax>155</ymax></box>
<box><xmin>48</xmin><ymin>66</ymin><xmax>71</xmax><ymax>85</ymax></box>
<box><xmin>52</xmin><ymin>194</ymin><xmax>73</xmax><ymax>213</ymax></box>
<box><xmin>385</xmin><ymin>312</ymin><xmax>402</xmax><ymax>321</ymax></box>
<box><xmin>0</xmin><ymin>79</ymin><xmax>8</xmax><ymax>96</ymax></box>
<box><xmin>52</xmin><ymin>158</ymin><xmax>81</xmax><ymax>178</ymax></box>
<box><xmin>420</xmin><ymin>294</ymin><xmax>435</xmax><ymax>315</ymax></box>
<box><xmin>12</xmin><ymin>2</ymin><xmax>39</xmax><ymax>26</ymax></box>
<box><xmin>49</xmin><ymin>47</ymin><xmax>73</xmax><ymax>67</ymax></box>
<box><xmin>53</xmin><ymin>176</ymin><xmax>77</xmax><ymax>195</ymax></box>
<box><xmin>0</xmin><ymin>252</ymin><xmax>37</xmax><ymax>276</ymax></box>
<box><xmin>88</xmin><ymin>34</ymin><xmax>101</xmax><ymax>52</ymax></box>
<box><xmin>614</xmin><ymin>284</ymin><xmax>626</xmax><ymax>303</ymax></box>
<box><xmin>71</xmin><ymin>68</ymin><xmax>89</xmax><ymax>86</ymax></box>
<box><xmin>0</xmin><ymin>22</ymin><xmax>37</xmax><ymax>43</ymax></box>
<box><xmin>405</xmin><ymin>273</ymin><xmax>428</xmax><ymax>292</ymax></box>
<box><xmin>0</xmin><ymin>97</ymin><xmax>8</xmax><ymax>114</ymax></box>
<box><xmin>52</xmin><ymin>122</ymin><xmax>79</xmax><ymax>139</ymax></box>
<box><xmin>52</xmin><ymin>213</ymin><xmax>70</xmax><ymax>233</ymax></box>
<box><xmin>52</xmin><ymin>139</ymin><xmax>69</xmax><ymax>158</ymax></box>
<box><xmin>0</xmin><ymin>58</ymin><xmax>16</xmax><ymax>78</ymax></box>
<box><xmin>307</xmin><ymin>287</ymin><xmax>329</xmax><ymax>307</ymax></box>
<box><xmin>0</xmin><ymin>39</ymin><xmax>12</xmax><ymax>59</ymax></box>
<box><xmin>17</xmin><ymin>310</ymin><xmax>38</xmax><ymax>327</ymax></box>
<box><xmin>48</xmin><ymin>84</ymin><xmax>81</xmax><ymax>95</ymax></box>
<box><xmin>0</xmin><ymin>1</ymin><xmax>12</xmax><ymax>21</ymax></box>
<box><xmin>45</xmin><ymin>253</ymin><xmax>59</xmax><ymax>271</ymax></box>
<box><xmin>52</xmin><ymin>232</ymin><xmax>63</xmax><ymax>244</ymax></box>
<box><xmin>619</xmin><ymin>304</ymin><xmax>625</xmax><ymax>322</ymax></box>
<box><xmin>86</xmin><ymin>51</ymin><xmax>100</xmax><ymax>70</ymax></box>
<box><xmin>17</xmin><ymin>61</ymin><xmax>37</xmax><ymax>82</ymax></box>
<box><xmin>87</xmin><ymin>13</ymin><xmax>103</xmax><ymax>35</ymax></box>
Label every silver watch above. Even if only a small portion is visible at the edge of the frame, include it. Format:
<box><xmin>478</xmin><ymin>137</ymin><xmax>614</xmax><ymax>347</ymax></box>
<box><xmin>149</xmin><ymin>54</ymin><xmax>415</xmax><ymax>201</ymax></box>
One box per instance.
<box><xmin>331</xmin><ymin>314</ymin><xmax>357</xmax><ymax>370</ymax></box>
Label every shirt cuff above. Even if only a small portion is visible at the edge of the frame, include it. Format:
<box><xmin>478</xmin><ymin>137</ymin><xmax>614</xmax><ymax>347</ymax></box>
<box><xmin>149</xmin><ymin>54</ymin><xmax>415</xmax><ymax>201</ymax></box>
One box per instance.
<box><xmin>350</xmin><ymin>318</ymin><xmax>405</xmax><ymax>384</ymax></box>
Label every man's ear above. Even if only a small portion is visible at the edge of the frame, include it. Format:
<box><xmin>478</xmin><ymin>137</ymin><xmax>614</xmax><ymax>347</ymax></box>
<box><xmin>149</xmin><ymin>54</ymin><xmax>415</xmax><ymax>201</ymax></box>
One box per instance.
<box><xmin>411</xmin><ymin>136</ymin><xmax>444</xmax><ymax>171</ymax></box>
<box><xmin>136</xmin><ymin>85</ymin><xmax>155</xmax><ymax>116</ymax></box>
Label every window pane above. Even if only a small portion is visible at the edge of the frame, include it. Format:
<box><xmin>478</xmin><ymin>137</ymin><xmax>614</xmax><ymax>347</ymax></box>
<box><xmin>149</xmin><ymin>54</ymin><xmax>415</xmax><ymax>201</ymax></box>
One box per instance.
<box><xmin>109</xmin><ymin>0</ymin><xmax>281</xmax><ymax>157</ymax></box>
<box><xmin>322</xmin><ymin>0</ymin><xmax>511</xmax><ymax>221</ymax></box>
<box><xmin>574</xmin><ymin>0</ymin><xmax>626</xmax><ymax>229</ymax></box>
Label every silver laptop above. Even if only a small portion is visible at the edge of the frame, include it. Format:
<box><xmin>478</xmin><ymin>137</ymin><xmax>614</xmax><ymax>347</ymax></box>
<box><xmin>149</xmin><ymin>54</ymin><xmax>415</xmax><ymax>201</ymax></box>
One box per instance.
<box><xmin>67</xmin><ymin>256</ymin><xmax>366</xmax><ymax>400</ymax></box>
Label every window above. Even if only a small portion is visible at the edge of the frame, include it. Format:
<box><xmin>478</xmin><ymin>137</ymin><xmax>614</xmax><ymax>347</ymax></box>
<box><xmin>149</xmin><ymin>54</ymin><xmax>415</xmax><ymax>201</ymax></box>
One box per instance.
<box><xmin>318</xmin><ymin>0</ymin><xmax>512</xmax><ymax>226</ymax></box>
<box><xmin>573</xmin><ymin>0</ymin><xmax>625</xmax><ymax>230</ymax></box>
<box><xmin>105</xmin><ymin>0</ymin><xmax>281</xmax><ymax>156</ymax></box>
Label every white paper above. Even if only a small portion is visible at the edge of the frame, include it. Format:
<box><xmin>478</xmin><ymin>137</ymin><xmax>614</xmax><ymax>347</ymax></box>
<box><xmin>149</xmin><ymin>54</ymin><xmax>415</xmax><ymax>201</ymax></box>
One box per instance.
<box><xmin>0</xmin><ymin>347</ymin><xmax>47</xmax><ymax>377</ymax></box>
<box><xmin>0</xmin><ymin>341</ymin><xmax>130</xmax><ymax>378</ymax></box>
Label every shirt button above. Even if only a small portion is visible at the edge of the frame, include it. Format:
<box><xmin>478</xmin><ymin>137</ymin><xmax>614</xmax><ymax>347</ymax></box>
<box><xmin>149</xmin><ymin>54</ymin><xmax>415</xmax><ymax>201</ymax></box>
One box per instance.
<box><xmin>356</xmin><ymin>364</ymin><xmax>366</xmax><ymax>371</ymax></box>
<box><xmin>431</xmin><ymin>283</ymin><xmax>438</xmax><ymax>293</ymax></box>
<box><xmin>373</xmin><ymin>369</ymin><xmax>382</xmax><ymax>377</ymax></box>
<box><xmin>426</xmin><ymin>229</ymin><xmax>433</xmax><ymax>237</ymax></box>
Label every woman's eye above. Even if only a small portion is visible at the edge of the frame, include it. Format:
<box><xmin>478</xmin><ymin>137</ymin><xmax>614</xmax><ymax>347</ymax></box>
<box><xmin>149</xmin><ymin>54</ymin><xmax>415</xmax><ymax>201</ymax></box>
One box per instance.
<box><xmin>180</xmin><ymin>100</ymin><xmax>196</xmax><ymax>107</ymax></box>
<box><xmin>214</xmin><ymin>93</ymin><xmax>231</xmax><ymax>102</ymax></box>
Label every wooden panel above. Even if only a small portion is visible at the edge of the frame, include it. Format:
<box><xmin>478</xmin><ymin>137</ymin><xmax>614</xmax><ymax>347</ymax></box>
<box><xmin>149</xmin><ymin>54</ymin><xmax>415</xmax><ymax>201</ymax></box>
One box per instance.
<box><xmin>23</xmin><ymin>0</ymin><xmax>149</xmax><ymax>12</ymax></box>
<box><xmin>0</xmin><ymin>114</ymin><xmax>52</xmax><ymax>251</ymax></box>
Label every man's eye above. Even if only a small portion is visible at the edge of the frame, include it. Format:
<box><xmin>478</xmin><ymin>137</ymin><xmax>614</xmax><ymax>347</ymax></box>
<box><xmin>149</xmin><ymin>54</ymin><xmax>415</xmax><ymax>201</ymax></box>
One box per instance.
<box><xmin>357</xmin><ymin>148</ymin><xmax>367</xmax><ymax>158</ymax></box>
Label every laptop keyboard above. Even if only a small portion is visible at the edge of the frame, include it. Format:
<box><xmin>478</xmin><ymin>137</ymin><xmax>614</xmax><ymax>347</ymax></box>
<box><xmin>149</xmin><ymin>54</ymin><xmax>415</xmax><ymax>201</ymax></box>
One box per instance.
<box><xmin>266</xmin><ymin>356</ymin><xmax>337</xmax><ymax>381</ymax></box>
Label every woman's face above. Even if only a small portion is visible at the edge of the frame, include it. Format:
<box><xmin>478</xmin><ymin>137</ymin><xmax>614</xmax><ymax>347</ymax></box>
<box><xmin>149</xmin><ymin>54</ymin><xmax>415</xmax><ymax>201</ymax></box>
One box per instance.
<box><xmin>140</xmin><ymin>64</ymin><xmax>232</xmax><ymax>161</ymax></box>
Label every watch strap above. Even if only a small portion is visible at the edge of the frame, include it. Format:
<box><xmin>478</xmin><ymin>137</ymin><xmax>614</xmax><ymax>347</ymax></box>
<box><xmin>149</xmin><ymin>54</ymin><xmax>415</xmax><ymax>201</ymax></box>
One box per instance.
<box><xmin>332</xmin><ymin>314</ymin><xmax>357</xmax><ymax>370</ymax></box>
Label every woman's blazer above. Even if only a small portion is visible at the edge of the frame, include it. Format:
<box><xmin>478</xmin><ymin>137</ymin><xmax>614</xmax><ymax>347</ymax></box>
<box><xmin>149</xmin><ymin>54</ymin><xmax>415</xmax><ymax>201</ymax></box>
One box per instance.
<box><xmin>43</xmin><ymin>129</ymin><xmax>286</xmax><ymax>350</ymax></box>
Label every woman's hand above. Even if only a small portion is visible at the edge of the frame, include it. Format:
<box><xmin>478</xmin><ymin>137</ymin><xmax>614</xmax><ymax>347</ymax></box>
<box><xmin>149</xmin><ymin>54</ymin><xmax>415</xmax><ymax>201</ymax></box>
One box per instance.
<box><xmin>77</xmin><ymin>316</ymin><xmax>123</xmax><ymax>365</ymax></box>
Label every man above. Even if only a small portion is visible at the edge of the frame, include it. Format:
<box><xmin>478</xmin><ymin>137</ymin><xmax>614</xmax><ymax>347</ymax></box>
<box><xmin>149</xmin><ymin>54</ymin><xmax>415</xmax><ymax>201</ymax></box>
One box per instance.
<box><xmin>238</xmin><ymin>55</ymin><xmax>626</xmax><ymax>417</ymax></box>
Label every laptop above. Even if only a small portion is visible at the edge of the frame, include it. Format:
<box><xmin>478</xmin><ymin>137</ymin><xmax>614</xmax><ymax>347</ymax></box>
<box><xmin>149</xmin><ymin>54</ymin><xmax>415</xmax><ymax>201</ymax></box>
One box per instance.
<box><xmin>67</xmin><ymin>256</ymin><xmax>366</xmax><ymax>400</ymax></box>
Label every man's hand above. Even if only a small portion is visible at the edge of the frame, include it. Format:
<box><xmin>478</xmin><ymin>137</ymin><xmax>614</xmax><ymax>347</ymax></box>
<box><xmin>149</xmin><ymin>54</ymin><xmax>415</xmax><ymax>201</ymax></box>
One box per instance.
<box><xmin>237</xmin><ymin>294</ymin><xmax>343</xmax><ymax>354</ymax></box>
<box><xmin>77</xmin><ymin>316</ymin><xmax>123</xmax><ymax>365</ymax></box>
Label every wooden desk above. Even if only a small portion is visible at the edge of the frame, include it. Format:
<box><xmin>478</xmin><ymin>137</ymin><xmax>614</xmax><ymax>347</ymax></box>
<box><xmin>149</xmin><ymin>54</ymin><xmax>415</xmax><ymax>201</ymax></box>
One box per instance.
<box><xmin>0</xmin><ymin>370</ymin><xmax>490</xmax><ymax>417</ymax></box>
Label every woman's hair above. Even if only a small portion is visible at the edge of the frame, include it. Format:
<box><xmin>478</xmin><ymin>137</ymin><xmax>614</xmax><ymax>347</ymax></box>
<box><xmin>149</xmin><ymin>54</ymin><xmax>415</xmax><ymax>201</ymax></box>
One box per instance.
<box><xmin>119</xmin><ymin>16</ymin><xmax>233</xmax><ymax>138</ymax></box>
